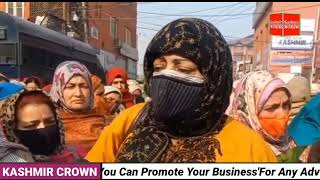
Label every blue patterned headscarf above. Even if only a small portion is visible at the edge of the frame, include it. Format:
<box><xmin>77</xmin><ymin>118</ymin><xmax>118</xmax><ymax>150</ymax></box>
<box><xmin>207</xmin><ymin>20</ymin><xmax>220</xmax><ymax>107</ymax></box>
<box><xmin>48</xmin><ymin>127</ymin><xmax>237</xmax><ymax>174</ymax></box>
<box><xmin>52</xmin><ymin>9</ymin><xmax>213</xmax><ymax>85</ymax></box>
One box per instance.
<box><xmin>288</xmin><ymin>93</ymin><xmax>320</xmax><ymax>146</ymax></box>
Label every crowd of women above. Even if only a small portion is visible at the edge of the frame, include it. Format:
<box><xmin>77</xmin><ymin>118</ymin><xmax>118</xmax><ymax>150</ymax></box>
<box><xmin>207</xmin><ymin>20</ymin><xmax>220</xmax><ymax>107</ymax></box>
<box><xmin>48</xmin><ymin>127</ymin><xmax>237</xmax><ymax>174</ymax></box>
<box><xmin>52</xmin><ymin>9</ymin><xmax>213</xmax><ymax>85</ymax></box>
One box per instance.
<box><xmin>0</xmin><ymin>17</ymin><xmax>320</xmax><ymax>163</ymax></box>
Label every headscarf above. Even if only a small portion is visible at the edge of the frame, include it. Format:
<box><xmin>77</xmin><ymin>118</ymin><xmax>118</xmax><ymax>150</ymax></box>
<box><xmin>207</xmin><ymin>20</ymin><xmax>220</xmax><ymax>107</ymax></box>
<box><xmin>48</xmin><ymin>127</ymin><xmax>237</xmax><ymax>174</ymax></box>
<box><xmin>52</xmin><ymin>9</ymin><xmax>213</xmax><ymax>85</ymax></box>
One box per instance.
<box><xmin>90</xmin><ymin>75</ymin><xmax>111</xmax><ymax>118</ymax></box>
<box><xmin>128</xmin><ymin>84</ymin><xmax>143</xmax><ymax>95</ymax></box>
<box><xmin>106</xmin><ymin>67</ymin><xmax>128</xmax><ymax>86</ymax></box>
<box><xmin>114</xmin><ymin>18</ymin><xmax>233</xmax><ymax>162</ymax></box>
<box><xmin>106</xmin><ymin>67</ymin><xmax>134</xmax><ymax>108</ymax></box>
<box><xmin>103</xmin><ymin>86</ymin><xmax>124</xmax><ymax>115</ymax></box>
<box><xmin>0</xmin><ymin>83</ymin><xmax>24</xmax><ymax>101</ymax></box>
<box><xmin>49</xmin><ymin>62</ymin><xmax>106</xmax><ymax>152</ymax></box>
<box><xmin>104</xmin><ymin>86</ymin><xmax>122</xmax><ymax>100</ymax></box>
<box><xmin>231</xmin><ymin>71</ymin><xmax>292</xmax><ymax>154</ymax></box>
<box><xmin>143</xmin><ymin>17</ymin><xmax>233</xmax><ymax>133</ymax></box>
<box><xmin>42</xmin><ymin>84</ymin><xmax>52</xmax><ymax>95</ymax></box>
<box><xmin>23</xmin><ymin>76</ymin><xmax>43</xmax><ymax>89</ymax></box>
<box><xmin>10</xmin><ymin>80</ymin><xmax>26</xmax><ymax>87</ymax></box>
<box><xmin>288</xmin><ymin>93</ymin><xmax>320</xmax><ymax>146</ymax></box>
<box><xmin>91</xmin><ymin>75</ymin><xmax>103</xmax><ymax>92</ymax></box>
<box><xmin>50</xmin><ymin>61</ymin><xmax>94</xmax><ymax>113</ymax></box>
<box><xmin>0</xmin><ymin>125</ymin><xmax>34</xmax><ymax>162</ymax></box>
<box><xmin>0</xmin><ymin>73</ymin><xmax>9</xmax><ymax>82</ymax></box>
<box><xmin>0</xmin><ymin>91</ymin><xmax>65</xmax><ymax>161</ymax></box>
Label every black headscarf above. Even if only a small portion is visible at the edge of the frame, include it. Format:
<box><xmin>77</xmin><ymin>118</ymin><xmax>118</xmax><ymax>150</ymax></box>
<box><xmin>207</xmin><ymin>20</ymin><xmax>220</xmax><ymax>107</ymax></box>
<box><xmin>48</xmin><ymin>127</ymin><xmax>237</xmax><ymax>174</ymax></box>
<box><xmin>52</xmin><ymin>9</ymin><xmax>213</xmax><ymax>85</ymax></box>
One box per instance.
<box><xmin>143</xmin><ymin>18</ymin><xmax>233</xmax><ymax>135</ymax></box>
<box><xmin>115</xmin><ymin>18</ymin><xmax>233</xmax><ymax>162</ymax></box>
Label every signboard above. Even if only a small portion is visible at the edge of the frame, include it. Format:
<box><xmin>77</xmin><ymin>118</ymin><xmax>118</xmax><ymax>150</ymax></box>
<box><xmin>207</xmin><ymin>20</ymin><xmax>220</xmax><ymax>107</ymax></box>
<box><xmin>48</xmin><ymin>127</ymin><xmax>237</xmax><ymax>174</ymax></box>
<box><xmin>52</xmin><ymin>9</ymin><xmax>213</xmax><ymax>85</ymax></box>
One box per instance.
<box><xmin>300</xmin><ymin>19</ymin><xmax>315</xmax><ymax>32</ymax></box>
<box><xmin>270</xmin><ymin>50</ymin><xmax>312</xmax><ymax>65</ymax></box>
<box><xmin>271</xmin><ymin>57</ymin><xmax>311</xmax><ymax>64</ymax></box>
<box><xmin>270</xmin><ymin>13</ymin><xmax>300</xmax><ymax>36</ymax></box>
<box><xmin>271</xmin><ymin>35</ymin><xmax>314</xmax><ymax>50</ymax></box>
<box><xmin>290</xmin><ymin>65</ymin><xmax>302</xmax><ymax>74</ymax></box>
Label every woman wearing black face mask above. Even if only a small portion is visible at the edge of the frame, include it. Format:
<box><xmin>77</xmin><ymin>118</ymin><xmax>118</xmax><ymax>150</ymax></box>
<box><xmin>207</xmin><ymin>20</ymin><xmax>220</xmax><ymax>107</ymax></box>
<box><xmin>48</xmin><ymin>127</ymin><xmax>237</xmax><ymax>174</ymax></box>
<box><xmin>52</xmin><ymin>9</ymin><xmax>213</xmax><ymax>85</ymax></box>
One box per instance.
<box><xmin>0</xmin><ymin>90</ymin><xmax>86</xmax><ymax>162</ymax></box>
<box><xmin>86</xmin><ymin>18</ymin><xmax>277</xmax><ymax>162</ymax></box>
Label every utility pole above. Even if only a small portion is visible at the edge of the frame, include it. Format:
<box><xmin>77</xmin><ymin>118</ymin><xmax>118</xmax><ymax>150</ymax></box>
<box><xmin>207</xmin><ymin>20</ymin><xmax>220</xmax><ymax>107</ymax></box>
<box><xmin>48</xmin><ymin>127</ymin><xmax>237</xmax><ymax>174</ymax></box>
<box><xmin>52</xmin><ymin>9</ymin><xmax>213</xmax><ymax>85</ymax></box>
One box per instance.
<box><xmin>62</xmin><ymin>2</ymin><xmax>67</xmax><ymax>35</ymax></box>
<box><xmin>312</xmin><ymin>8</ymin><xmax>320</xmax><ymax>84</ymax></box>
<box><xmin>82</xmin><ymin>2</ymin><xmax>88</xmax><ymax>43</ymax></box>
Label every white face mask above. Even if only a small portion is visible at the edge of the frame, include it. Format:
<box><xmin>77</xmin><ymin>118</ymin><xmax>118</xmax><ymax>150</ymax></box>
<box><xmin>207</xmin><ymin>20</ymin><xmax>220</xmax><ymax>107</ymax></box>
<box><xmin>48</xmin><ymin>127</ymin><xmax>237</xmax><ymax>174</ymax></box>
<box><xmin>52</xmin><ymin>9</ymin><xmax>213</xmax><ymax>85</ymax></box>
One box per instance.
<box><xmin>153</xmin><ymin>69</ymin><xmax>204</xmax><ymax>84</ymax></box>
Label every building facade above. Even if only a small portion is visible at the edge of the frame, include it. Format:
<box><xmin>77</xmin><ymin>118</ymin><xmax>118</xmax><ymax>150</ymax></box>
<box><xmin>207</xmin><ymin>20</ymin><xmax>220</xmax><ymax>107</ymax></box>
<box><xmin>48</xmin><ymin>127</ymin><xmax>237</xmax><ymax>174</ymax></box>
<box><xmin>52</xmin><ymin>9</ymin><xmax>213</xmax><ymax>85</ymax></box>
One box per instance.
<box><xmin>253</xmin><ymin>2</ymin><xmax>320</xmax><ymax>81</ymax></box>
<box><xmin>0</xmin><ymin>2</ymin><xmax>30</xmax><ymax>20</ymax></box>
<box><xmin>228</xmin><ymin>34</ymin><xmax>255</xmax><ymax>80</ymax></box>
<box><xmin>1</xmin><ymin>2</ymin><xmax>138</xmax><ymax>79</ymax></box>
<box><xmin>87</xmin><ymin>2</ymin><xmax>138</xmax><ymax>79</ymax></box>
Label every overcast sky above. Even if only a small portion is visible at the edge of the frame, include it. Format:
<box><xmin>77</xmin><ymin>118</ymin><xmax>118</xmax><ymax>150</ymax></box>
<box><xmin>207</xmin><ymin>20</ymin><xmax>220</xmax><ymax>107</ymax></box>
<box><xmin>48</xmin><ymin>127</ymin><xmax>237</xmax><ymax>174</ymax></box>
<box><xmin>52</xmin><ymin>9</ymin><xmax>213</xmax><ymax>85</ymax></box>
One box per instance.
<box><xmin>136</xmin><ymin>2</ymin><xmax>256</xmax><ymax>76</ymax></box>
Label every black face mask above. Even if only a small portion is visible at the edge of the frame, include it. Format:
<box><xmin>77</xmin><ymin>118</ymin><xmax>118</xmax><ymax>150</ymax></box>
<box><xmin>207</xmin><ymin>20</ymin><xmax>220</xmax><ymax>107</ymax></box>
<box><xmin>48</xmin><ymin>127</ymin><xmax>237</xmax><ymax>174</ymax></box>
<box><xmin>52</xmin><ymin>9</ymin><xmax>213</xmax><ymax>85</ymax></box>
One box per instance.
<box><xmin>14</xmin><ymin>124</ymin><xmax>61</xmax><ymax>156</ymax></box>
<box><xmin>150</xmin><ymin>74</ymin><xmax>211</xmax><ymax>137</ymax></box>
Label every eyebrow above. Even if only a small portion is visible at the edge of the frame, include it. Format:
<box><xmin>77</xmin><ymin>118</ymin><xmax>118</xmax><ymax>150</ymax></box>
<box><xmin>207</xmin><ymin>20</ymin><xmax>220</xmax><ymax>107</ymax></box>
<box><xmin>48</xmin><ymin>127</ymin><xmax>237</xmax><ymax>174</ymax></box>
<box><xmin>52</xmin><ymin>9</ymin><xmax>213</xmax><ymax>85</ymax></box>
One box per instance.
<box><xmin>66</xmin><ymin>82</ymin><xmax>87</xmax><ymax>86</ymax></box>
<box><xmin>112</xmin><ymin>80</ymin><xmax>125</xmax><ymax>83</ymax></box>
<box><xmin>153</xmin><ymin>57</ymin><xmax>191</xmax><ymax>66</ymax></box>
<box><xmin>22</xmin><ymin>119</ymin><xmax>41</xmax><ymax>124</ymax></box>
<box><xmin>153</xmin><ymin>58</ymin><xmax>166</xmax><ymax>64</ymax></box>
<box><xmin>264</xmin><ymin>99</ymin><xmax>290</xmax><ymax>108</ymax></box>
<box><xmin>44</xmin><ymin>115</ymin><xmax>55</xmax><ymax>120</ymax></box>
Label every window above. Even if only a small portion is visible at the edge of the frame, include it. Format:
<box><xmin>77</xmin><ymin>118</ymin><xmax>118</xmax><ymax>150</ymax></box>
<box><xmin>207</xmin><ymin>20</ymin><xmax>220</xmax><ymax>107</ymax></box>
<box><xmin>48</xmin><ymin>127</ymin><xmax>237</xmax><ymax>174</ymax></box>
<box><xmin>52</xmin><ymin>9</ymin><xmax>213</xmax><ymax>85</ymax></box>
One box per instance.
<box><xmin>6</xmin><ymin>2</ymin><xmax>24</xmax><ymax>18</ymax></box>
<box><xmin>110</xmin><ymin>17</ymin><xmax>118</xmax><ymax>39</ymax></box>
<box><xmin>125</xmin><ymin>28</ymin><xmax>132</xmax><ymax>46</ymax></box>
<box><xmin>233</xmin><ymin>55</ymin><xmax>243</xmax><ymax>62</ymax></box>
<box><xmin>90</xmin><ymin>26</ymin><xmax>99</xmax><ymax>39</ymax></box>
<box><xmin>0</xmin><ymin>44</ymin><xmax>16</xmax><ymax>64</ymax></box>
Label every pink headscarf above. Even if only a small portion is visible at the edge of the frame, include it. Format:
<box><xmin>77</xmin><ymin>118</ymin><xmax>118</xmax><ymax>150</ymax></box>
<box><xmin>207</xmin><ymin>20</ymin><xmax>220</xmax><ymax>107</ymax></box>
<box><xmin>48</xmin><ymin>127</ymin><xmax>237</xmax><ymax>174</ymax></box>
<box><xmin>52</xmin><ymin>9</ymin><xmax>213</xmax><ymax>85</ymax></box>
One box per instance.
<box><xmin>230</xmin><ymin>71</ymin><xmax>292</xmax><ymax>154</ymax></box>
<box><xmin>50</xmin><ymin>61</ymin><xmax>94</xmax><ymax>112</ymax></box>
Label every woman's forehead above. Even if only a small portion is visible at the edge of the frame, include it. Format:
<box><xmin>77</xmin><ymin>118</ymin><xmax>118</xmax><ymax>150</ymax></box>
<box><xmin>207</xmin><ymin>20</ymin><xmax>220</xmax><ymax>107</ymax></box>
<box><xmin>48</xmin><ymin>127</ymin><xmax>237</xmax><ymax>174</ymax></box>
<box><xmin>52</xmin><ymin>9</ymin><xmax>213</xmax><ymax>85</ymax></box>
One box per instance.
<box><xmin>265</xmin><ymin>90</ymin><xmax>290</xmax><ymax>105</ymax></box>
<box><xmin>67</xmin><ymin>75</ymin><xmax>88</xmax><ymax>83</ymax></box>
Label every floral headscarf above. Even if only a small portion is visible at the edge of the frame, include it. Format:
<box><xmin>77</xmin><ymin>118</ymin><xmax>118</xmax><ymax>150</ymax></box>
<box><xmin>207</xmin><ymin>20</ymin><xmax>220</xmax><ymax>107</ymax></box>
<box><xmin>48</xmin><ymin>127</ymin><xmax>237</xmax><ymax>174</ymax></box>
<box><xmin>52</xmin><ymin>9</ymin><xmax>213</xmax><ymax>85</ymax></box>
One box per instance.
<box><xmin>143</xmin><ymin>17</ymin><xmax>233</xmax><ymax>133</ymax></box>
<box><xmin>231</xmin><ymin>71</ymin><xmax>292</xmax><ymax>154</ymax></box>
<box><xmin>0</xmin><ymin>91</ymin><xmax>65</xmax><ymax>156</ymax></box>
<box><xmin>115</xmin><ymin>18</ymin><xmax>233</xmax><ymax>162</ymax></box>
<box><xmin>50</xmin><ymin>61</ymin><xmax>94</xmax><ymax>113</ymax></box>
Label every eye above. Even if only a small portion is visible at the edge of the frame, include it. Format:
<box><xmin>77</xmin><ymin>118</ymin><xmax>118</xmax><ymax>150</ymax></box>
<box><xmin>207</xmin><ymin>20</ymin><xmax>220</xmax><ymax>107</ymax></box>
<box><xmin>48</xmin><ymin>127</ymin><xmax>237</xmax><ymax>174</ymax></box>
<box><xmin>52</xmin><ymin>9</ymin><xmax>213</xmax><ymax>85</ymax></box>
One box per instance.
<box><xmin>264</xmin><ymin>105</ymin><xmax>279</xmax><ymax>112</ymax></box>
<box><xmin>282</xmin><ymin>102</ymin><xmax>291</xmax><ymax>110</ymax></box>
<box><xmin>177</xmin><ymin>68</ymin><xmax>192</xmax><ymax>74</ymax></box>
<box><xmin>153</xmin><ymin>66</ymin><xmax>163</xmax><ymax>72</ymax></box>
<box><xmin>81</xmin><ymin>84</ymin><xmax>89</xmax><ymax>89</ymax></box>
<box><xmin>24</xmin><ymin>123</ymin><xmax>38</xmax><ymax>129</ymax></box>
<box><xmin>65</xmin><ymin>84</ymin><xmax>75</xmax><ymax>89</ymax></box>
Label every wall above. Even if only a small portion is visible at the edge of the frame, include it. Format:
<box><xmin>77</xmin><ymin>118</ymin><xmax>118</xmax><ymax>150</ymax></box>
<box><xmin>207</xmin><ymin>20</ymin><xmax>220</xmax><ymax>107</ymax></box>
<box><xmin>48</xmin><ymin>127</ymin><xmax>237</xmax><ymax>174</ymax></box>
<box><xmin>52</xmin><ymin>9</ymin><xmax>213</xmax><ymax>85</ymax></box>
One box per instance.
<box><xmin>87</xmin><ymin>2</ymin><xmax>138</xmax><ymax>79</ymax></box>
<box><xmin>0</xmin><ymin>2</ymin><xmax>31</xmax><ymax>20</ymax></box>
<box><xmin>254</xmin><ymin>2</ymin><xmax>320</xmax><ymax>76</ymax></box>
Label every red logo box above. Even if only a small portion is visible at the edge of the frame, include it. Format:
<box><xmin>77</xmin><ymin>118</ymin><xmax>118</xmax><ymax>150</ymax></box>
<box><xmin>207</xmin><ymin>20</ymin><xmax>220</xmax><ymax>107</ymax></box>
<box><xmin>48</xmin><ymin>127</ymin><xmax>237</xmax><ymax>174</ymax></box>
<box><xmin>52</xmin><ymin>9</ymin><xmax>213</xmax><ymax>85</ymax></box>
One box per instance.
<box><xmin>270</xmin><ymin>13</ymin><xmax>282</xmax><ymax>36</ymax></box>
<box><xmin>283</xmin><ymin>14</ymin><xmax>300</xmax><ymax>35</ymax></box>
<box><xmin>270</xmin><ymin>13</ymin><xmax>300</xmax><ymax>36</ymax></box>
